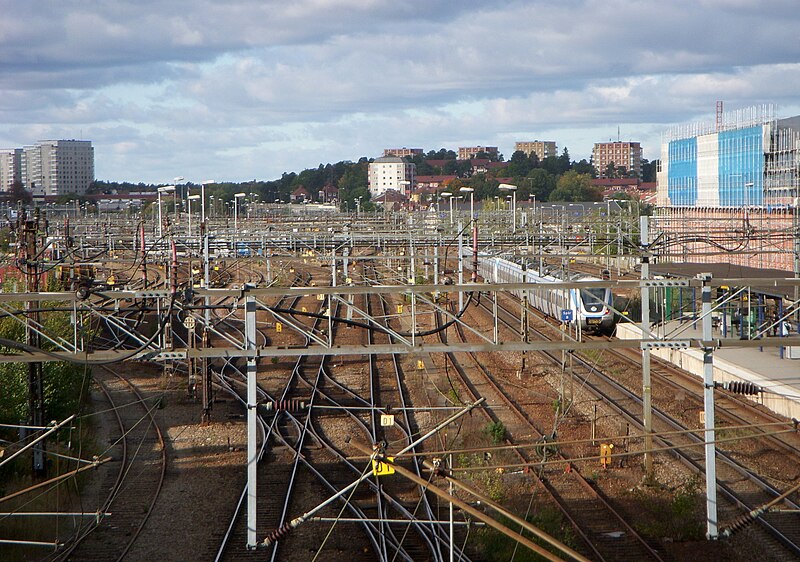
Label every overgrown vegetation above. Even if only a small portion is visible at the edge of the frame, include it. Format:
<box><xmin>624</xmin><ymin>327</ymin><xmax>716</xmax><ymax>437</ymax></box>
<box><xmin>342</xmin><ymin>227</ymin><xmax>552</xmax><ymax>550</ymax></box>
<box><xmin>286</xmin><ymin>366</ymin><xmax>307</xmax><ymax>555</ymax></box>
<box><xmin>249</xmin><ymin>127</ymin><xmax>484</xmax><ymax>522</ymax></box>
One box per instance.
<box><xmin>476</xmin><ymin>509</ymin><xmax>578</xmax><ymax>562</ymax></box>
<box><xmin>482</xmin><ymin>420</ymin><xmax>507</xmax><ymax>445</ymax></box>
<box><xmin>0</xmin><ymin>275</ymin><xmax>92</xmax><ymax>478</ymax></box>
<box><xmin>627</xmin><ymin>477</ymin><xmax>705</xmax><ymax>541</ymax></box>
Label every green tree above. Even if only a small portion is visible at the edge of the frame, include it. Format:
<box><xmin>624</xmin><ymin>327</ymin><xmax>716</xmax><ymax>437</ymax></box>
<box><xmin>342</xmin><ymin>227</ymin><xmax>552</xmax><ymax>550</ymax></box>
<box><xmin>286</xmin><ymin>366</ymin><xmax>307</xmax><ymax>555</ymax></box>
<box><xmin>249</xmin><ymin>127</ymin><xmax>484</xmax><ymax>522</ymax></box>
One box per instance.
<box><xmin>549</xmin><ymin>171</ymin><xmax>602</xmax><ymax>202</ymax></box>
<box><xmin>526</xmin><ymin>168</ymin><xmax>557</xmax><ymax>201</ymax></box>
<box><xmin>557</xmin><ymin>147</ymin><xmax>572</xmax><ymax>174</ymax></box>
<box><xmin>641</xmin><ymin>159</ymin><xmax>658</xmax><ymax>182</ymax></box>
<box><xmin>9</xmin><ymin>181</ymin><xmax>32</xmax><ymax>205</ymax></box>
<box><xmin>337</xmin><ymin>162</ymin><xmax>370</xmax><ymax>211</ymax></box>
<box><xmin>443</xmin><ymin>159</ymin><xmax>471</xmax><ymax>177</ymax></box>
<box><xmin>506</xmin><ymin>150</ymin><xmax>533</xmax><ymax>178</ymax></box>
<box><xmin>572</xmin><ymin>158</ymin><xmax>595</xmax><ymax>177</ymax></box>
<box><xmin>469</xmin><ymin>174</ymin><xmax>499</xmax><ymax>201</ymax></box>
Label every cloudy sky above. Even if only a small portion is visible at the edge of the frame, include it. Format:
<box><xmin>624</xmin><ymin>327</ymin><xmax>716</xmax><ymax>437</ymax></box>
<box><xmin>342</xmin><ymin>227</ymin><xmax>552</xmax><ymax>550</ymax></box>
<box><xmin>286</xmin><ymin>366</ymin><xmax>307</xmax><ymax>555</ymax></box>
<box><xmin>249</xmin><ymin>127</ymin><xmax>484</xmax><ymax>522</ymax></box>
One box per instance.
<box><xmin>2</xmin><ymin>0</ymin><xmax>799</xmax><ymax>183</ymax></box>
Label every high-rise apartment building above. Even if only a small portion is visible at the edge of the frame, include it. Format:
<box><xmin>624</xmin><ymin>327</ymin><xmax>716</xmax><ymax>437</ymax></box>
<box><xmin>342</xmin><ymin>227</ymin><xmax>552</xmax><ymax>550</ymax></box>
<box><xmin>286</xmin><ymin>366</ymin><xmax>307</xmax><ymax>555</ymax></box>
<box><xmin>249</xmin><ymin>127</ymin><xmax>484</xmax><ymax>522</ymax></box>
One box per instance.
<box><xmin>514</xmin><ymin>141</ymin><xmax>557</xmax><ymax>161</ymax></box>
<box><xmin>0</xmin><ymin>148</ymin><xmax>22</xmax><ymax>191</ymax></box>
<box><xmin>368</xmin><ymin>156</ymin><xmax>415</xmax><ymax>198</ymax></box>
<box><xmin>592</xmin><ymin>141</ymin><xmax>642</xmax><ymax>178</ymax></box>
<box><xmin>458</xmin><ymin>146</ymin><xmax>498</xmax><ymax>160</ymax></box>
<box><xmin>22</xmin><ymin>140</ymin><xmax>94</xmax><ymax>196</ymax></box>
<box><xmin>383</xmin><ymin>148</ymin><xmax>423</xmax><ymax>158</ymax></box>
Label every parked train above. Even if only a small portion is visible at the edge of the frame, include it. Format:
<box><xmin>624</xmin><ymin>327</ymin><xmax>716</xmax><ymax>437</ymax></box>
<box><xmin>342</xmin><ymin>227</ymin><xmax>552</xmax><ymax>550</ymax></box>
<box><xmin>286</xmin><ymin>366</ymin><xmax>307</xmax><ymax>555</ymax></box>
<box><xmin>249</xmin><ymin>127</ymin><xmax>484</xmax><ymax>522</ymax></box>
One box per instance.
<box><xmin>473</xmin><ymin>254</ymin><xmax>616</xmax><ymax>334</ymax></box>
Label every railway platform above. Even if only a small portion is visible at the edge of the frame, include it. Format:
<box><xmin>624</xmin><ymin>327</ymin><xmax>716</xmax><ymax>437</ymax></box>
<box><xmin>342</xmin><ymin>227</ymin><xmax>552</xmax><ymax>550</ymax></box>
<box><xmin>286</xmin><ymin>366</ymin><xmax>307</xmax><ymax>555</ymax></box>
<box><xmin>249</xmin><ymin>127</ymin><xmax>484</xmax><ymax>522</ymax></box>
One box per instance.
<box><xmin>617</xmin><ymin>320</ymin><xmax>800</xmax><ymax>421</ymax></box>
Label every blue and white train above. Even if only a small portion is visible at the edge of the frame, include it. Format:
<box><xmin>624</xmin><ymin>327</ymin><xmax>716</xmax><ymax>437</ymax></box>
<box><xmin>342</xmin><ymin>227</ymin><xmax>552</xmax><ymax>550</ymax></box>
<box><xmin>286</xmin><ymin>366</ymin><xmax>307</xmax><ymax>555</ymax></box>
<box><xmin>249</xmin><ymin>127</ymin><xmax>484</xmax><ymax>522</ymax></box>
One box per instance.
<box><xmin>474</xmin><ymin>254</ymin><xmax>615</xmax><ymax>334</ymax></box>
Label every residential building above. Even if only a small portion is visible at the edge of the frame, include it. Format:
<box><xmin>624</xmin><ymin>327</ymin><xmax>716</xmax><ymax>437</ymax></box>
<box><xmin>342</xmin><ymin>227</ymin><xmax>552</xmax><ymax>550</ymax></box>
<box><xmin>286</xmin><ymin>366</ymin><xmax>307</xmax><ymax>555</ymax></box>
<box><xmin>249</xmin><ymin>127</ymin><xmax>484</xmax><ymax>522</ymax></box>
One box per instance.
<box><xmin>21</xmin><ymin>140</ymin><xmax>94</xmax><ymax>196</ymax></box>
<box><xmin>414</xmin><ymin>175</ymin><xmax>457</xmax><ymax>194</ymax></box>
<box><xmin>383</xmin><ymin>148</ymin><xmax>423</xmax><ymax>158</ymax></box>
<box><xmin>291</xmin><ymin>186</ymin><xmax>312</xmax><ymax>203</ymax></box>
<box><xmin>655</xmin><ymin>104</ymin><xmax>800</xmax><ymax>271</ymax></box>
<box><xmin>514</xmin><ymin>141</ymin><xmax>557</xmax><ymax>161</ymax></box>
<box><xmin>458</xmin><ymin>146</ymin><xmax>498</xmax><ymax>160</ymax></box>
<box><xmin>318</xmin><ymin>184</ymin><xmax>339</xmax><ymax>204</ymax></box>
<box><xmin>0</xmin><ymin>148</ymin><xmax>22</xmax><ymax>191</ymax></box>
<box><xmin>368</xmin><ymin>156</ymin><xmax>415</xmax><ymax>197</ymax></box>
<box><xmin>592</xmin><ymin>141</ymin><xmax>642</xmax><ymax>178</ymax></box>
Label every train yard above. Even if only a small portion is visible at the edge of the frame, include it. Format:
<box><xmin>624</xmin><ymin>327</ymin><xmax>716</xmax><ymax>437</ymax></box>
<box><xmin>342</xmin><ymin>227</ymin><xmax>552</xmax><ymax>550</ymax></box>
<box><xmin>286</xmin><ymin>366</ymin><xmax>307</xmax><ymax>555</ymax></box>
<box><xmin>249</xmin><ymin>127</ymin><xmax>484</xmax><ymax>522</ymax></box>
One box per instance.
<box><xmin>2</xmin><ymin>206</ymin><xmax>800</xmax><ymax>561</ymax></box>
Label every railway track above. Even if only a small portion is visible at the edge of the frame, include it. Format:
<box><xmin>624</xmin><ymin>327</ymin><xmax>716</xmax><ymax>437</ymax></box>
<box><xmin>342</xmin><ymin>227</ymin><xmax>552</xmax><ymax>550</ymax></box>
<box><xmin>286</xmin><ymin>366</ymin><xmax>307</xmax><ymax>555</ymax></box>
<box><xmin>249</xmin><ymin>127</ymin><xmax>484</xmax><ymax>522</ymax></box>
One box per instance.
<box><xmin>435</xmin><ymin>302</ymin><xmax>666</xmax><ymax>561</ymax></box>
<box><xmin>52</xmin><ymin>364</ymin><xmax>166</xmax><ymax>561</ymax></box>
<box><xmin>481</xmin><ymin>290</ymin><xmax>800</xmax><ymax>558</ymax></box>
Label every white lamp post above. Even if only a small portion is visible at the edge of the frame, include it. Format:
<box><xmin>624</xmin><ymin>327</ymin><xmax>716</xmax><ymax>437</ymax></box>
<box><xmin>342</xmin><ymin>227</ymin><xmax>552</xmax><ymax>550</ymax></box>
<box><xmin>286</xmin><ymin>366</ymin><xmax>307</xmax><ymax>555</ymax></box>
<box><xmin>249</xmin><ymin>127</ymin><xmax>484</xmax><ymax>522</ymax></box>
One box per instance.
<box><xmin>440</xmin><ymin>191</ymin><xmax>452</xmax><ymax>226</ymax></box>
<box><xmin>201</xmin><ymin>180</ymin><xmax>215</xmax><ymax>225</ymax></box>
<box><xmin>157</xmin><ymin>185</ymin><xmax>176</xmax><ymax>237</ymax></box>
<box><xmin>234</xmin><ymin>192</ymin><xmax>246</xmax><ymax>239</ymax></box>
<box><xmin>459</xmin><ymin>187</ymin><xmax>474</xmax><ymax>224</ymax></box>
<box><xmin>173</xmin><ymin>177</ymin><xmax>184</xmax><ymax>223</ymax></box>
<box><xmin>187</xmin><ymin>194</ymin><xmax>200</xmax><ymax>235</ymax></box>
<box><xmin>498</xmin><ymin>183</ymin><xmax>517</xmax><ymax>234</ymax></box>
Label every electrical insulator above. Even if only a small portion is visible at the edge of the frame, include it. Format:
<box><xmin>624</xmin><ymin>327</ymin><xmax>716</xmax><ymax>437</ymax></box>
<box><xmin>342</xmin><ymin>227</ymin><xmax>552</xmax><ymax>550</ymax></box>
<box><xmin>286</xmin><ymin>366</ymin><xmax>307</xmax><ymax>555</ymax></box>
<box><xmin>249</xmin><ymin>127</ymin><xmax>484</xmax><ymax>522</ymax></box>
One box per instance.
<box><xmin>261</xmin><ymin>399</ymin><xmax>307</xmax><ymax>413</ymax></box>
<box><xmin>716</xmin><ymin>381</ymin><xmax>761</xmax><ymax>395</ymax></box>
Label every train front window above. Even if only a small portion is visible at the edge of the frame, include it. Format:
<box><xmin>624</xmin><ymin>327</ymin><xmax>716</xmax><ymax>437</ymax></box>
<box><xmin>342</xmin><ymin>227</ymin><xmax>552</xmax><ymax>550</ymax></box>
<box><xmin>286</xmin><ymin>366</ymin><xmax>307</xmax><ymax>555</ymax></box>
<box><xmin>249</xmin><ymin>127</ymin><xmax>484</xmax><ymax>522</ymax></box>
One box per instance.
<box><xmin>581</xmin><ymin>288</ymin><xmax>606</xmax><ymax>307</ymax></box>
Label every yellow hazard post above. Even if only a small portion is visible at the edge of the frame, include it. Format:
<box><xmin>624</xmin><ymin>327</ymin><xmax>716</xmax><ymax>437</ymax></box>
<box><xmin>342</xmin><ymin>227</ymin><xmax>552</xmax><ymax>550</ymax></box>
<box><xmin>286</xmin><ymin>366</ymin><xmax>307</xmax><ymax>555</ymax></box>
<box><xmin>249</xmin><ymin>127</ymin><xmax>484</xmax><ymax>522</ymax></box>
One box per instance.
<box><xmin>600</xmin><ymin>443</ymin><xmax>614</xmax><ymax>468</ymax></box>
<box><xmin>372</xmin><ymin>456</ymin><xmax>395</xmax><ymax>477</ymax></box>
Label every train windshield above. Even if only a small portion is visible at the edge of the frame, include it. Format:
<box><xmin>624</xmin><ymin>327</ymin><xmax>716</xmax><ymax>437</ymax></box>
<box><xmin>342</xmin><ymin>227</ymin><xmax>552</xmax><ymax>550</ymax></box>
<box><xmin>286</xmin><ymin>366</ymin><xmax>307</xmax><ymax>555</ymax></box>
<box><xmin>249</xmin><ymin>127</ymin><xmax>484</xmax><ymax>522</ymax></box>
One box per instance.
<box><xmin>580</xmin><ymin>288</ymin><xmax>606</xmax><ymax>306</ymax></box>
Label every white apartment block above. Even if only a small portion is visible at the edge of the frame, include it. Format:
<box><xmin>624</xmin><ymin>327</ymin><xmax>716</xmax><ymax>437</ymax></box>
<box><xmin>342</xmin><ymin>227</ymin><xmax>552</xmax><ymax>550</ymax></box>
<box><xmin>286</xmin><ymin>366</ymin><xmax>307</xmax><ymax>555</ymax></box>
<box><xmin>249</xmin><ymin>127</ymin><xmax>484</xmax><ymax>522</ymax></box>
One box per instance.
<box><xmin>368</xmin><ymin>156</ymin><xmax>415</xmax><ymax>197</ymax></box>
<box><xmin>0</xmin><ymin>148</ymin><xmax>22</xmax><ymax>191</ymax></box>
<box><xmin>514</xmin><ymin>141</ymin><xmax>557</xmax><ymax>161</ymax></box>
<box><xmin>22</xmin><ymin>140</ymin><xmax>94</xmax><ymax>196</ymax></box>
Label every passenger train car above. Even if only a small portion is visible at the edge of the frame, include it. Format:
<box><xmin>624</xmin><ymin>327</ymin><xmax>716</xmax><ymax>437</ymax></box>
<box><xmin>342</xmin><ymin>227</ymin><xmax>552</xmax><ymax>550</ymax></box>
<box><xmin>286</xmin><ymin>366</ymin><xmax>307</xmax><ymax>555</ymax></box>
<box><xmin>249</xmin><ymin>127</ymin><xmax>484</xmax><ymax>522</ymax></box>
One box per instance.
<box><xmin>473</xmin><ymin>254</ymin><xmax>615</xmax><ymax>334</ymax></box>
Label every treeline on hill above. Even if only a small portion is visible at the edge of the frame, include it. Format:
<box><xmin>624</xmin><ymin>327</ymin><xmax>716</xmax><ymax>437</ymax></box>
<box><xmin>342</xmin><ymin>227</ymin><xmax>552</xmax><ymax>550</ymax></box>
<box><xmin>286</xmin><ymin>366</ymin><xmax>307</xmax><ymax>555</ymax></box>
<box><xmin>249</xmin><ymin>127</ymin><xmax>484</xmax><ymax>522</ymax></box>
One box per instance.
<box><xmin>87</xmin><ymin>149</ymin><xmax>658</xmax><ymax>213</ymax></box>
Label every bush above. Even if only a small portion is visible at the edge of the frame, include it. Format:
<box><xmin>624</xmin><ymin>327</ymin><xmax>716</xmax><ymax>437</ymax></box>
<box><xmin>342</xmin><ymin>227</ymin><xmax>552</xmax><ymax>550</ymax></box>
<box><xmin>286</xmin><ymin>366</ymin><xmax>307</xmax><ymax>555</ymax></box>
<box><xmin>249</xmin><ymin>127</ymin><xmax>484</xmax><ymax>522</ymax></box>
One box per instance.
<box><xmin>483</xmin><ymin>421</ymin><xmax>507</xmax><ymax>445</ymax></box>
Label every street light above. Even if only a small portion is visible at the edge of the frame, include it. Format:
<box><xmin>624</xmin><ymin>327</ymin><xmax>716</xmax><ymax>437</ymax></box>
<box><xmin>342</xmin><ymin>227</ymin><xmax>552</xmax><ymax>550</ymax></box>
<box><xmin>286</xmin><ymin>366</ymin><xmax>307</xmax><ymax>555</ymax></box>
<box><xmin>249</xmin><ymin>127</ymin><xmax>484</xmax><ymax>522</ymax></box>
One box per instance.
<box><xmin>459</xmin><ymin>187</ymin><xmax>474</xmax><ymax>223</ymax></box>
<box><xmin>187</xmin><ymin>194</ymin><xmax>200</xmax><ymax>235</ymax></box>
<box><xmin>157</xmin><ymin>185</ymin><xmax>176</xmax><ymax>237</ymax></box>
<box><xmin>234</xmin><ymin>193</ymin><xmax>246</xmax><ymax>247</ymax></box>
<box><xmin>498</xmin><ymin>183</ymin><xmax>517</xmax><ymax>234</ymax></box>
<box><xmin>173</xmin><ymin>176</ymin><xmax>184</xmax><ymax>222</ymax></box>
<box><xmin>201</xmin><ymin>180</ymin><xmax>215</xmax><ymax>225</ymax></box>
<box><xmin>440</xmin><ymin>191</ymin><xmax>453</xmax><ymax>227</ymax></box>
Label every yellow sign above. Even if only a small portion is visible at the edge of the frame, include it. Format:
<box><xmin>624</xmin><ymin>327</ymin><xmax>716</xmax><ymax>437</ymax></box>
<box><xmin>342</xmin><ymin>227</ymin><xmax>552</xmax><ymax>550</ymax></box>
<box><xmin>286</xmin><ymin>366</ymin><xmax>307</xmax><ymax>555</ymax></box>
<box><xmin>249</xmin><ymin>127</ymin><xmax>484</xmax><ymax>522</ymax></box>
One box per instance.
<box><xmin>372</xmin><ymin>456</ymin><xmax>395</xmax><ymax>476</ymax></box>
<box><xmin>317</xmin><ymin>294</ymin><xmax>325</xmax><ymax>301</ymax></box>
<box><xmin>275</xmin><ymin>322</ymin><xmax>282</xmax><ymax>333</ymax></box>
<box><xmin>600</xmin><ymin>443</ymin><xmax>614</xmax><ymax>468</ymax></box>
<box><xmin>396</xmin><ymin>304</ymin><xmax>404</xmax><ymax>314</ymax></box>
<box><xmin>380</xmin><ymin>414</ymin><xmax>395</xmax><ymax>427</ymax></box>
<box><xmin>106</xmin><ymin>275</ymin><xmax>115</xmax><ymax>286</ymax></box>
<box><xmin>416</xmin><ymin>359</ymin><xmax>425</xmax><ymax>370</ymax></box>
<box><xmin>301</xmin><ymin>307</ymin><xmax>307</xmax><ymax>313</ymax></box>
